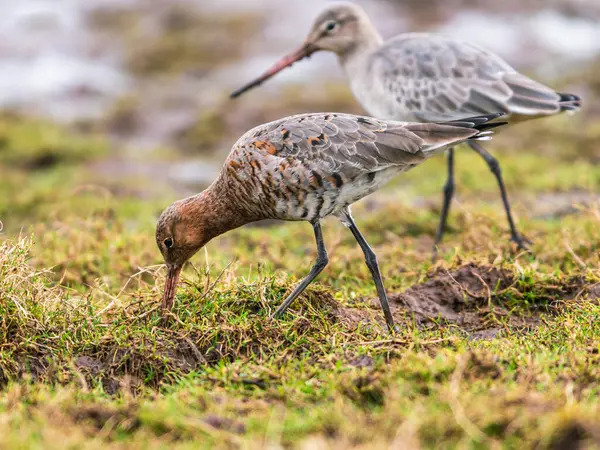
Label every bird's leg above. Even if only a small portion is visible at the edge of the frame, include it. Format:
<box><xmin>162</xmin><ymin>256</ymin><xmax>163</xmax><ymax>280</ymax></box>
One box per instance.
<box><xmin>468</xmin><ymin>141</ymin><xmax>531</xmax><ymax>250</ymax></box>
<box><xmin>272</xmin><ymin>221</ymin><xmax>329</xmax><ymax>318</ymax></box>
<box><xmin>432</xmin><ymin>148</ymin><xmax>456</xmax><ymax>260</ymax></box>
<box><xmin>340</xmin><ymin>208</ymin><xmax>397</xmax><ymax>333</ymax></box>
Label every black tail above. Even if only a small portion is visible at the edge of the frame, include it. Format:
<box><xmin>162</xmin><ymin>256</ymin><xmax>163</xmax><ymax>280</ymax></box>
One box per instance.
<box><xmin>558</xmin><ymin>92</ymin><xmax>582</xmax><ymax>112</ymax></box>
<box><xmin>442</xmin><ymin>113</ymin><xmax>508</xmax><ymax>133</ymax></box>
<box><xmin>438</xmin><ymin>113</ymin><xmax>507</xmax><ymax>141</ymax></box>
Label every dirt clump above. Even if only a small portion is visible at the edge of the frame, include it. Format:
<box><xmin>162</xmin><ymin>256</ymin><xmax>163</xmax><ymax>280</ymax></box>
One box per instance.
<box><xmin>75</xmin><ymin>356</ymin><xmax>105</xmax><ymax>376</ymax></box>
<box><xmin>70</xmin><ymin>404</ymin><xmax>141</xmax><ymax>433</ymax></box>
<box><xmin>380</xmin><ymin>264</ymin><xmax>600</xmax><ymax>336</ymax></box>
<box><xmin>549</xmin><ymin>421</ymin><xmax>600</xmax><ymax>450</ymax></box>
<box><xmin>203</xmin><ymin>415</ymin><xmax>246</xmax><ymax>434</ymax></box>
<box><xmin>383</xmin><ymin>263</ymin><xmax>519</xmax><ymax>333</ymax></box>
<box><xmin>332</xmin><ymin>305</ymin><xmax>376</xmax><ymax>328</ymax></box>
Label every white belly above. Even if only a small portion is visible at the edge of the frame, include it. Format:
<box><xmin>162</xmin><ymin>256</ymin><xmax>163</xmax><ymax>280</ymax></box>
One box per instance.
<box><xmin>329</xmin><ymin>166</ymin><xmax>410</xmax><ymax>216</ymax></box>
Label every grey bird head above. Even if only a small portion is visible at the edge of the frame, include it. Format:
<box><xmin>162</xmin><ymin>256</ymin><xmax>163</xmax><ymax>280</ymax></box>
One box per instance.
<box><xmin>304</xmin><ymin>2</ymin><xmax>371</xmax><ymax>55</ymax></box>
<box><xmin>230</xmin><ymin>2</ymin><xmax>379</xmax><ymax>99</ymax></box>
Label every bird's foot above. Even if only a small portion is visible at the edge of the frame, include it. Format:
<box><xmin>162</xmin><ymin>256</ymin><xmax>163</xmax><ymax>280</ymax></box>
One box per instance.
<box><xmin>387</xmin><ymin>323</ymin><xmax>401</xmax><ymax>335</ymax></box>
<box><xmin>511</xmin><ymin>233</ymin><xmax>533</xmax><ymax>252</ymax></box>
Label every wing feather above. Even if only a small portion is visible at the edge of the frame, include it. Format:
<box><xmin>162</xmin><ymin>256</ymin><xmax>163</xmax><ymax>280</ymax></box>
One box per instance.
<box><xmin>238</xmin><ymin>113</ymin><xmax>427</xmax><ymax>179</ymax></box>
<box><xmin>367</xmin><ymin>33</ymin><xmax>567</xmax><ymax>121</ymax></box>
<box><xmin>236</xmin><ymin>113</ymin><xmax>499</xmax><ymax>180</ymax></box>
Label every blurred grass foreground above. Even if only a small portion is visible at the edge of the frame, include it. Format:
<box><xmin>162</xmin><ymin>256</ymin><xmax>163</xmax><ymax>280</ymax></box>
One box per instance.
<box><xmin>0</xmin><ymin>0</ymin><xmax>600</xmax><ymax>448</ymax></box>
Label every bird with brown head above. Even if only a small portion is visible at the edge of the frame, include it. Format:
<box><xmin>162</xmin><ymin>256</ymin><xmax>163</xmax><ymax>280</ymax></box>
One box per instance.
<box><xmin>155</xmin><ymin>112</ymin><xmax>505</xmax><ymax>331</ymax></box>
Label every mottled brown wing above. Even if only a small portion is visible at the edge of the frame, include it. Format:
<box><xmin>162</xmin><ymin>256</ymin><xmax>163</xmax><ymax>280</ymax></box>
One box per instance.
<box><xmin>239</xmin><ymin>113</ymin><xmax>428</xmax><ymax>178</ymax></box>
<box><xmin>370</xmin><ymin>33</ymin><xmax>565</xmax><ymax>121</ymax></box>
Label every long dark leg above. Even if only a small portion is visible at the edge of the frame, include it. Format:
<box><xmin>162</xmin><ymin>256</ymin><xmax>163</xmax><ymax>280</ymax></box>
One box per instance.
<box><xmin>432</xmin><ymin>148</ymin><xmax>456</xmax><ymax>259</ymax></box>
<box><xmin>468</xmin><ymin>141</ymin><xmax>530</xmax><ymax>250</ymax></box>
<box><xmin>272</xmin><ymin>221</ymin><xmax>329</xmax><ymax>318</ymax></box>
<box><xmin>340</xmin><ymin>209</ymin><xmax>396</xmax><ymax>333</ymax></box>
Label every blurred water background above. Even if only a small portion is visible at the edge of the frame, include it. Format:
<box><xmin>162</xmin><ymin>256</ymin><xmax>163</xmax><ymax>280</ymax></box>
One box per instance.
<box><xmin>0</xmin><ymin>0</ymin><xmax>598</xmax><ymax>186</ymax></box>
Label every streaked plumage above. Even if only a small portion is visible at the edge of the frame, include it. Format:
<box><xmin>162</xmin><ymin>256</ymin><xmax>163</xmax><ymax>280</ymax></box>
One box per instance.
<box><xmin>156</xmin><ymin>112</ymin><xmax>505</xmax><ymax>331</ymax></box>
<box><xmin>219</xmin><ymin>113</ymin><xmax>498</xmax><ymax>223</ymax></box>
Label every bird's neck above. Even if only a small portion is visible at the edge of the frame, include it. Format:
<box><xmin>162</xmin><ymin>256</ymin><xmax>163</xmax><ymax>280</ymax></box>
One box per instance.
<box><xmin>183</xmin><ymin>177</ymin><xmax>253</xmax><ymax>247</ymax></box>
<box><xmin>339</xmin><ymin>20</ymin><xmax>383</xmax><ymax>69</ymax></box>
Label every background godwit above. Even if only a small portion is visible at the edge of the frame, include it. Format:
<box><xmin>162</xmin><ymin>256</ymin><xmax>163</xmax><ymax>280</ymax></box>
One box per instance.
<box><xmin>157</xmin><ymin>112</ymin><xmax>505</xmax><ymax>331</ymax></box>
<box><xmin>231</xmin><ymin>1</ymin><xmax>582</xmax><ymax>256</ymax></box>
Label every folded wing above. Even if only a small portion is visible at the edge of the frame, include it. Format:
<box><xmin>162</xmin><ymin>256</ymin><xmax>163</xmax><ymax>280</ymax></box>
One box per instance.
<box><xmin>369</xmin><ymin>33</ymin><xmax>580</xmax><ymax>122</ymax></box>
<box><xmin>240</xmin><ymin>112</ymin><xmax>502</xmax><ymax>179</ymax></box>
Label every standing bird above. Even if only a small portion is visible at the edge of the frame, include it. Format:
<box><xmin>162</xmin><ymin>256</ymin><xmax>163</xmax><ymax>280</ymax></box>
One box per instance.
<box><xmin>230</xmin><ymin>2</ymin><xmax>581</xmax><ymax>256</ymax></box>
<box><xmin>157</xmin><ymin>112</ymin><xmax>505</xmax><ymax>331</ymax></box>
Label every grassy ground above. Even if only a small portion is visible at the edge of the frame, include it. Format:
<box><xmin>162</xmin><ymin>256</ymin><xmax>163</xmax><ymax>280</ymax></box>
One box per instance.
<box><xmin>0</xmin><ymin>88</ymin><xmax>599</xmax><ymax>449</ymax></box>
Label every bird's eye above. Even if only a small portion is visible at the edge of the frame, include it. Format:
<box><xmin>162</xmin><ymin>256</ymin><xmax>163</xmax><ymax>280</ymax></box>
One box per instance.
<box><xmin>164</xmin><ymin>238</ymin><xmax>174</xmax><ymax>249</ymax></box>
<box><xmin>324</xmin><ymin>21</ymin><xmax>338</xmax><ymax>32</ymax></box>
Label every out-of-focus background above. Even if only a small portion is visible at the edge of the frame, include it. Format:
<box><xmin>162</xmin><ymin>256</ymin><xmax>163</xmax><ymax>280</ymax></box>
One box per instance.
<box><xmin>1</xmin><ymin>0</ymin><xmax>599</xmax><ymax>288</ymax></box>
<box><xmin>1</xmin><ymin>0</ymin><xmax>598</xmax><ymax>193</ymax></box>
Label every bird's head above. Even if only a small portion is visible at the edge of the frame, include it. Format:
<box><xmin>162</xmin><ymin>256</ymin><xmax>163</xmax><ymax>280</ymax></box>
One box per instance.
<box><xmin>156</xmin><ymin>188</ymin><xmax>250</xmax><ymax>310</ymax></box>
<box><xmin>304</xmin><ymin>2</ymin><xmax>370</xmax><ymax>55</ymax></box>
<box><xmin>230</xmin><ymin>2</ymin><xmax>377</xmax><ymax>98</ymax></box>
<box><xmin>156</xmin><ymin>196</ymin><xmax>212</xmax><ymax>310</ymax></box>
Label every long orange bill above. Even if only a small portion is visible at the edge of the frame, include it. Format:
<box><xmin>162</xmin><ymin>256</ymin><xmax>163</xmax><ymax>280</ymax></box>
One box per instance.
<box><xmin>162</xmin><ymin>265</ymin><xmax>182</xmax><ymax>311</ymax></box>
<box><xmin>230</xmin><ymin>43</ymin><xmax>316</xmax><ymax>98</ymax></box>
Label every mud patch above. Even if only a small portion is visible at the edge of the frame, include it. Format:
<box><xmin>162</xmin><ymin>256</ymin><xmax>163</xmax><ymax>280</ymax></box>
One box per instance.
<box><xmin>387</xmin><ymin>263</ymin><xmax>516</xmax><ymax>331</ymax></box>
<box><xmin>467</xmin><ymin>328</ymin><xmax>504</xmax><ymax>341</ymax></box>
<box><xmin>203</xmin><ymin>415</ymin><xmax>246</xmax><ymax>434</ymax></box>
<box><xmin>313</xmin><ymin>263</ymin><xmax>597</xmax><ymax>338</ymax></box>
<box><xmin>375</xmin><ymin>263</ymin><xmax>600</xmax><ymax>336</ymax></box>
<box><xmin>588</xmin><ymin>283</ymin><xmax>600</xmax><ymax>300</ymax></box>
<box><xmin>346</xmin><ymin>354</ymin><xmax>375</xmax><ymax>369</ymax></box>
<box><xmin>70</xmin><ymin>404</ymin><xmax>141</xmax><ymax>434</ymax></box>
<box><xmin>75</xmin><ymin>356</ymin><xmax>105</xmax><ymax>377</ymax></box>
<box><xmin>74</xmin><ymin>355</ymin><xmax>124</xmax><ymax>395</ymax></box>
<box><xmin>332</xmin><ymin>305</ymin><xmax>375</xmax><ymax>328</ymax></box>
<box><xmin>17</xmin><ymin>355</ymin><xmax>50</xmax><ymax>382</ymax></box>
<box><xmin>549</xmin><ymin>421</ymin><xmax>600</xmax><ymax>450</ymax></box>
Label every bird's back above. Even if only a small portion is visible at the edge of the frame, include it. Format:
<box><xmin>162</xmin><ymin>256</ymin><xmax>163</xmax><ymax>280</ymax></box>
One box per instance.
<box><xmin>345</xmin><ymin>32</ymin><xmax>581</xmax><ymax>123</ymax></box>
<box><xmin>220</xmin><ymin>113</ymin><xmax>501</xmax><ymax>223</ymax></box>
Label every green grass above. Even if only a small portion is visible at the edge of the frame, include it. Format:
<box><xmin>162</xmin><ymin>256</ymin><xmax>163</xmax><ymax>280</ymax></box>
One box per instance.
<box><xmin>0</xmin><ymin>94</ymin><xmax>599</xmax><ymax>449</ymax></box>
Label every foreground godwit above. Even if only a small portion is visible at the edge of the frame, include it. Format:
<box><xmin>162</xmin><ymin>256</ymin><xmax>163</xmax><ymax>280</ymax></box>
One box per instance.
<box><xmin>157</xmin><ymin>112</ymin><xmax>505</xmax><ymax>331</ymax></box>
<box><xmin>231</xmin><ymin>2</ymin><xmax>582</xmax><ymax>255</ymax></box>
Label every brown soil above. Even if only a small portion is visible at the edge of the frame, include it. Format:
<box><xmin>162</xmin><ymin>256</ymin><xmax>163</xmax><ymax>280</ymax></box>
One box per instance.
<box><xmin>391</xmin><ymin>263</ymin><xmax>513</xmax><ymax>322</ymax></box>
<box><xmin>549</xmin><ymin>421</ymin><xmax>599</xmax><ymax>450</ymax></box>
<box><xmin>203</xmin><ymin>415</ymin><xmax>246</xmax><ymax>434</ymax></box>
<box><xmin>339</xmin><ymin>263</ymin><xmax>599</xmax><ymax>338</ymax></box>
<box><xmin>70</xmin><ymin>404</ymin><xmax>141</xmax><ymax>433</ymax></box>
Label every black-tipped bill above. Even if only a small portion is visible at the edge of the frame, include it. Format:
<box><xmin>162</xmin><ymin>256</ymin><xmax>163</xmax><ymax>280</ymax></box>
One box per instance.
<box><xmin>230</xmin><ymin>43</ymin><xmax>316</xmax><ymax>98</ymax></box>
